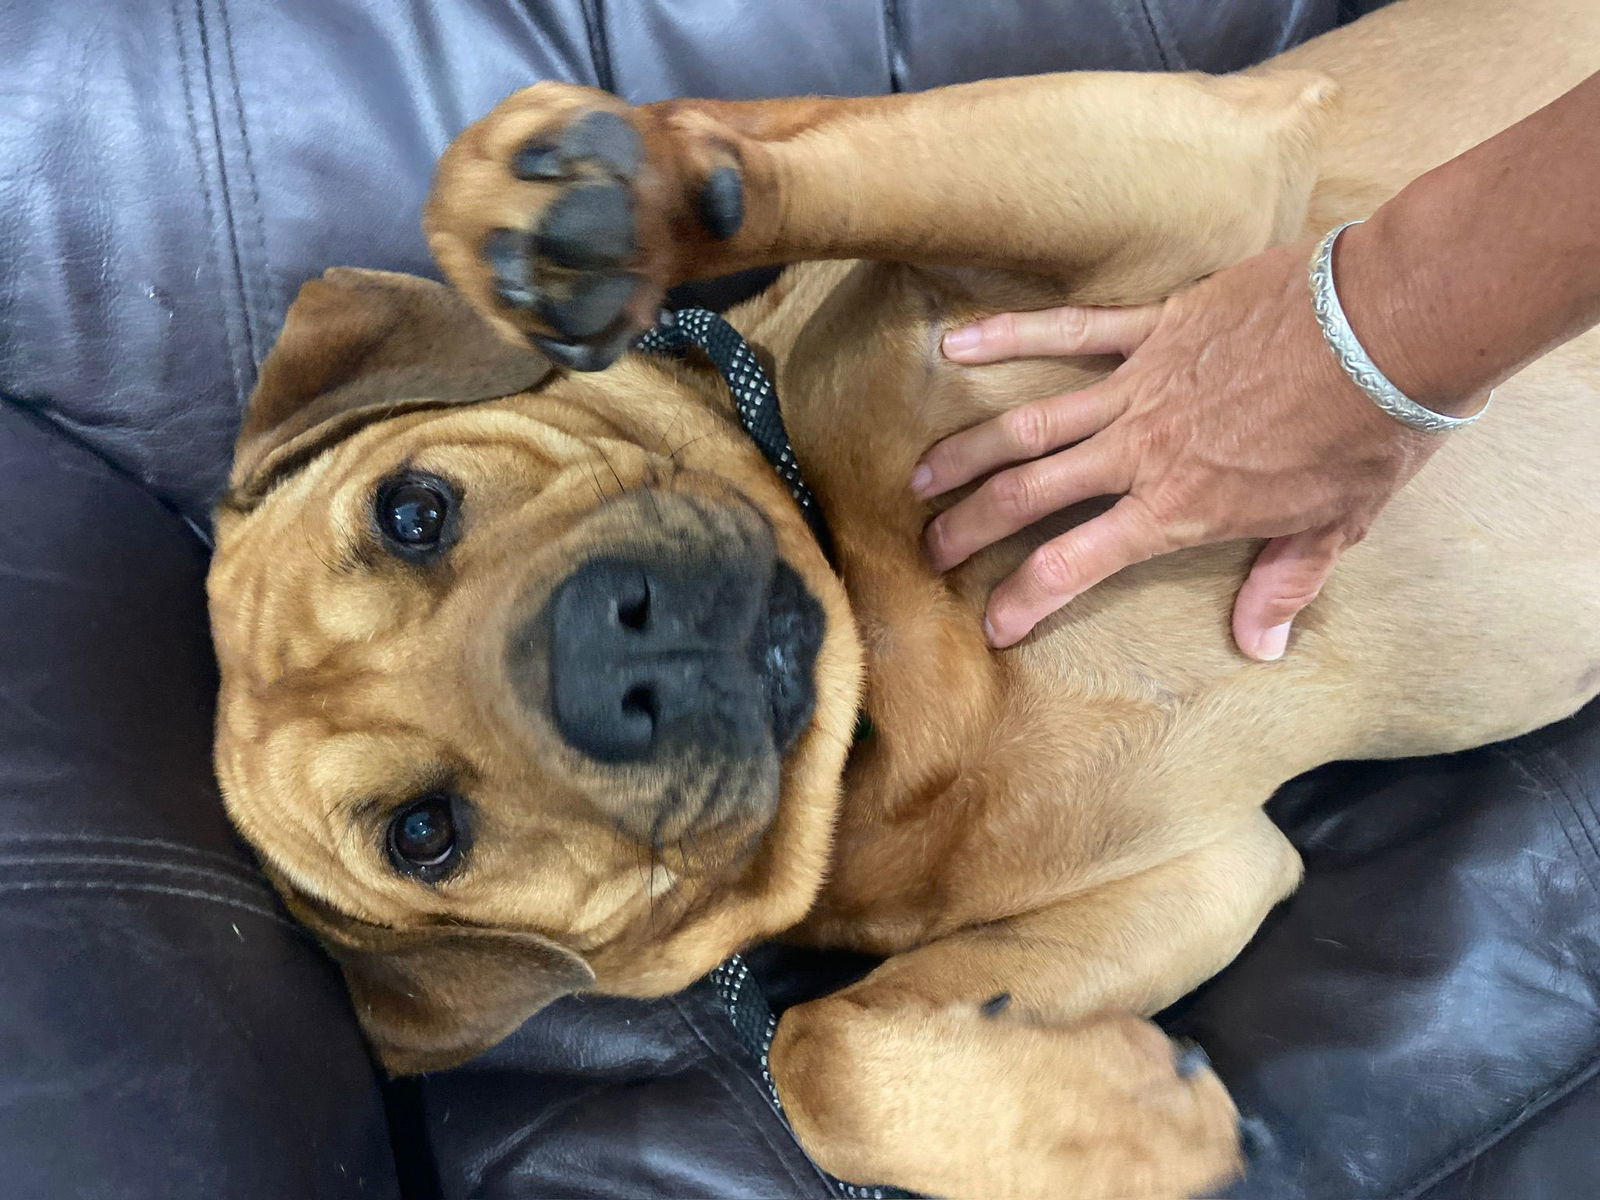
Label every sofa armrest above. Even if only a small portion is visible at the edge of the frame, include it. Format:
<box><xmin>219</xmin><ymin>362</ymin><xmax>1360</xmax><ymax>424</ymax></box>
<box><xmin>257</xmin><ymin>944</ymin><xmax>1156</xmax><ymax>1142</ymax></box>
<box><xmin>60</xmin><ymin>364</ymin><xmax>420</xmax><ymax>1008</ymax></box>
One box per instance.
<box><xmin>0</xmin><ymin>400</ymin><xmax>401</xmax><ymax>1200</ymax></box>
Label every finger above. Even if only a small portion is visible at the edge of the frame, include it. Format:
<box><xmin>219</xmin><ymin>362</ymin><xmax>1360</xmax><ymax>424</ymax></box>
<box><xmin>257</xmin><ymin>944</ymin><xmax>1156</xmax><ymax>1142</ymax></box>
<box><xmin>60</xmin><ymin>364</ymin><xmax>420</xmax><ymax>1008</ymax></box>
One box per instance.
<box><xmin>984</xmin><ymin>497</ymin><xmax>1172</xmax><ymax>647</ymax></box>
<box><xmin>941</xmin><ymin>304</ymin><xmax>1162</xmax><ymax>364</ymax></box>
<box><xmin>913</xmin><ymin>383</ymin><xmax>1120</xmax><ymax>499</ymax></box>
<box><xmin>924</xmin><ymin>439</ymin><xmax>1129</xmax><ymax>572</ymax></box>
<box><xmin>1231</xmin><ymin>528</ymin><xmax>1346</xmax><ymax>661</ymax></box>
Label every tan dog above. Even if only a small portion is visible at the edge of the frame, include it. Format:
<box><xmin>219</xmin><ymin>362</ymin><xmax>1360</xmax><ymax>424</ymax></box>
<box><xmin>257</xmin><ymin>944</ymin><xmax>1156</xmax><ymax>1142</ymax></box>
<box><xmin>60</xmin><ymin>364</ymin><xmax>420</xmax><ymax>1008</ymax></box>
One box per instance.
<box><xmin>208</xmin><ymin>0</ymin><xmax>1600</xmax><ymax>1195</ymax></box>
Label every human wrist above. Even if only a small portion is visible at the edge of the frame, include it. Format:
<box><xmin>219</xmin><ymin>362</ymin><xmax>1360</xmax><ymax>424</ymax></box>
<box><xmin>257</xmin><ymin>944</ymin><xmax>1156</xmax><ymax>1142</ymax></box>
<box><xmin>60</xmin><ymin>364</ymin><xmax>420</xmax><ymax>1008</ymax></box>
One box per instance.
<box><xmin>1327</xmin><ymin>207</ymin><xmax>1499</xmax><ymax>418</ymax></box>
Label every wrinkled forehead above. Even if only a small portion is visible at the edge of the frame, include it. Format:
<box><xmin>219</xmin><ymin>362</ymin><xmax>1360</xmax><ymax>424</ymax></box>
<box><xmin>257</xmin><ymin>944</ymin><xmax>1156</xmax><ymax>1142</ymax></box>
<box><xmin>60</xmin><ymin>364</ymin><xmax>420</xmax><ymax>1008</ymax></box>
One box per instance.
<box><xmin>223</xmin><ymin>399</ymin><xmax>632</xmax><ymax>541</ymax></box>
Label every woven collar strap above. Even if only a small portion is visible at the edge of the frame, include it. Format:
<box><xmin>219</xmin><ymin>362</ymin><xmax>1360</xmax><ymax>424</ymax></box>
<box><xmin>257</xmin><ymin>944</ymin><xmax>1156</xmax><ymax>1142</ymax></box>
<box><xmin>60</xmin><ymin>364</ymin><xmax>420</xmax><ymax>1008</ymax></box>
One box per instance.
<box><xmin>638</xmin><ymin>308</ymin><xmax>836</xmax><ymax>565</ymax></box>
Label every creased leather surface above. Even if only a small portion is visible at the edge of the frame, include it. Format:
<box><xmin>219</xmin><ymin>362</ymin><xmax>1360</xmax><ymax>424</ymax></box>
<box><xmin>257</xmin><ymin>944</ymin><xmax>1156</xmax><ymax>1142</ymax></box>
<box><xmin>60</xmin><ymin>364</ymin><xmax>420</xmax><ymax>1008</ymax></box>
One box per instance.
<box><xmin>0</xmin><ymin>0</ymin><xmax>1360</xmax><ymax>528</ymax></box>
<box><xmin>1182</xmin><ymin>705</ymin><xmax>1600</xmax><ymax>1199</ymax></box>
<box><xmin>10</xmin><ymin>1</ymin><xmax>1596</xmax><ymax>1198</ymax></box>
<box><xmin>0</xmin><ymin>401</ymin><xmax>399</xmax><ymax>1199</ymax></box>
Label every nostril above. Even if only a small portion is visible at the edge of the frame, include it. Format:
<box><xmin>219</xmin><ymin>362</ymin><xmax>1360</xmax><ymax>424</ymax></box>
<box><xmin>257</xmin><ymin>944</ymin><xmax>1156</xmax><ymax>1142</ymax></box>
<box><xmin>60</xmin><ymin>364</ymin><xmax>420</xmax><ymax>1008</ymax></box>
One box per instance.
<box><xmin>621</xmin><ymin>683</ymin><xmax>658</xmax><ymax>726</ymax></box>
<box><xmin>614</xmin><ymin>574</ymin><xmax>651</xmax><ymax>631</ymax></box>
<box><xmin>613</xmin><ymin>683</ymin><xmax>659</xmax><ymax>758</ymax></box>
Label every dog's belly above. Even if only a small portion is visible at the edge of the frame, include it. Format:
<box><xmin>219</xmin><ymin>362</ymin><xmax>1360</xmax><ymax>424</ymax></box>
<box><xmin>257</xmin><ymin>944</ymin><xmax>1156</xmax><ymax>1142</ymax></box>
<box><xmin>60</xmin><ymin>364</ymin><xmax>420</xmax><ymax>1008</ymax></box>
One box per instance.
<box><xmin>1313</xmin><ymin>338</ymin><xmax>1600</xmax><ymax>755</ymax></box>
<box><xmin>761</xmin><ymin>0</ymin><xmax>1600</xmax><ymax>950</ymax></box>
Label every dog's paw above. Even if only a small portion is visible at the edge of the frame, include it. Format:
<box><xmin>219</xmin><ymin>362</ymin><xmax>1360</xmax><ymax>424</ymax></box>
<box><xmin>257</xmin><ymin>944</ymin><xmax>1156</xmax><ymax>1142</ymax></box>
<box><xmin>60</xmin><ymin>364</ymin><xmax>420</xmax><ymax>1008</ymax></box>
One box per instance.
<box><xmin>774</xmin><ymin>999</ymin><xmax>1244</xmax><ymax>1200</ymax></box>
<box><xmin>425</xmin><ymin>83</ymin><xmax>745</xmax><ymax>371</ymax></box>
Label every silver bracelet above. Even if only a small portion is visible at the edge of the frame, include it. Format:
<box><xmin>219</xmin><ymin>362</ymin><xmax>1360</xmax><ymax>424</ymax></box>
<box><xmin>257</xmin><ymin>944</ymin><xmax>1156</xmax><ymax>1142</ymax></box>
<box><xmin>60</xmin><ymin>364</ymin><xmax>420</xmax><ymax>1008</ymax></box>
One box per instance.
<box><xmin>1308</xmin><ymin>219</ymin><xmax>1490</xmax><ymax>433</ymax></box>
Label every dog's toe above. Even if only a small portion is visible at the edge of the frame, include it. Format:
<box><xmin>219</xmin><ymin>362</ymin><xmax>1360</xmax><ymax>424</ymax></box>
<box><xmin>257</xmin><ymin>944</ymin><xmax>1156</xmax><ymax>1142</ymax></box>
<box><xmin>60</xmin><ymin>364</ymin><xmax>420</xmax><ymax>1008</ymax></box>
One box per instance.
<box><xmin>561</xmin><ymin>110</ymin><xmax>642</xmax><ymax>178</ymax></box>
<box><xmin>511</xmin><ymin>110</ymin><xmax>642</xmax><ymax>184</ymax></box>
<box><xmin>698</xmin><ymin>165</ymin><xmax>745</xmax><ymax>240</ymax></box>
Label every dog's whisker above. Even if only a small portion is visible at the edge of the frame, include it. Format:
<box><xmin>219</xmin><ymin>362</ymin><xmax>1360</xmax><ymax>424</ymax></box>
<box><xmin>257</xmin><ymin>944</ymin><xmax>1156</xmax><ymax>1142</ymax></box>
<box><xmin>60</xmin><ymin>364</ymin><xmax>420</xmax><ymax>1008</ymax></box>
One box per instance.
<box><xmin>580</xmin><ymin>459</ymin><xmax>610</xmax><ymax>505</ymax></box>
<box><xmin>652</xmin><ymin>406</ymin><xmax>689</xmax><ymax>463</ymax></box>
<box><xmin>667</xmin><ymin>431</ymin><xmax>715</xmax><ymax>463</ymax></box>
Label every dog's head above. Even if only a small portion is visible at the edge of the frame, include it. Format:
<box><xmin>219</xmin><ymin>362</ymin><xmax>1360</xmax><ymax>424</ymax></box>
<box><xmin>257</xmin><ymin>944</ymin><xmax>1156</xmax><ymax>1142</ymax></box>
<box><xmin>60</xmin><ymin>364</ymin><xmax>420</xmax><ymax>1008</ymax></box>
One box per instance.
<box><xmin>209</xmin><ymin>268</ymin><xmax>861</xmax><ymax>1073</ymax></box>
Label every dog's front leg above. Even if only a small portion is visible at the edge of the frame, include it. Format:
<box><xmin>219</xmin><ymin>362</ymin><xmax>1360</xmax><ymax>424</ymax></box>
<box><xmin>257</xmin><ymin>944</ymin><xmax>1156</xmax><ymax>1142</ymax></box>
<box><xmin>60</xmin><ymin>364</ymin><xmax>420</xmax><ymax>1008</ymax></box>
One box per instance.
<box><xmin>425</xmin><ymin>72</ymin><xmax>1332</xmax><ymax>364</ymax></box>
<box><xmin>769</xmin><ymin>814</ymin><xmax>1300</xmax><ymax>1199</ymax></box>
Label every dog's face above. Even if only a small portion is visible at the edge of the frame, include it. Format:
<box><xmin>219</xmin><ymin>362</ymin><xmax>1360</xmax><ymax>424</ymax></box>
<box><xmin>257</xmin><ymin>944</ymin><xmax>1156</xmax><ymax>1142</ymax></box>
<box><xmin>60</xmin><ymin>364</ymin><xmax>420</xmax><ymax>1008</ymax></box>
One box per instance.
<box><xmin>209</xmin><ymin>268</ymin><xmax>862</xmax><ymax>1073</ymax></box>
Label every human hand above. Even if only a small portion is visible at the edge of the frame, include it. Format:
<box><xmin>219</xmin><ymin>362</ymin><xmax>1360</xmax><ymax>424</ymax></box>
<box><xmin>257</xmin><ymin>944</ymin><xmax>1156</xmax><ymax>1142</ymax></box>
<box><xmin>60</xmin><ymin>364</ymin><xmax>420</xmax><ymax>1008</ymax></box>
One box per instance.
<box><xmin>913</xmin><ymin>237</ymin><xmax>1454</xmax><ymax>659</ymax></box>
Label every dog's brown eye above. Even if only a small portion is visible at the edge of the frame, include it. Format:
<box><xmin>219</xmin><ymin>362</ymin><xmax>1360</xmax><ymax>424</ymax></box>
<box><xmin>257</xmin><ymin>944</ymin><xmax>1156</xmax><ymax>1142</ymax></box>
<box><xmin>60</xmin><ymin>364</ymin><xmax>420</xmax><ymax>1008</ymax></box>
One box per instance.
<box><xmin>374</xmin><ymin>472</ymin><xmax>459</xmax><ymax>560</ymax></box>
<box><xmin>386</xmin><ymin>794</ymin><xmax>463</xmax><ymax>878</ymax></box>
<box><xmin>382</xmin><ymin>481</ymin><xmax>446</xmax><ymax>544</ymax></box>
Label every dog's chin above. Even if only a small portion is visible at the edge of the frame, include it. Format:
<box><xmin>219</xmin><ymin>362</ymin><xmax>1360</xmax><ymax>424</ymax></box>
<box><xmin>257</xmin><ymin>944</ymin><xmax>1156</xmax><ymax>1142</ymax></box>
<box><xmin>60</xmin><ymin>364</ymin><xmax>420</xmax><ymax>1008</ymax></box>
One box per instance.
<box><xmin>752</xmin><ymin>559</ymin><xmax>826</xmax><ymax>754</ymax></box>
<box><xmin>636</xmin><ymin>558</ymin><xmax>825</xmax><ymax>882</ymax></box>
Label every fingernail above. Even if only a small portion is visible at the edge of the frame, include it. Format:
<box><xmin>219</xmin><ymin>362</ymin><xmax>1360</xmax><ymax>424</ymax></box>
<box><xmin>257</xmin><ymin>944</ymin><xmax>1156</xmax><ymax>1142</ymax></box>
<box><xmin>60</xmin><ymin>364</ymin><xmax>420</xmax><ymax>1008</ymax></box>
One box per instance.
<box><xmin>983</xmin><ymin>616</ymin><xmax>999</xmax><ymax>646</ymax></box>
<box><xmin>910</xmin><ymin>462</ymin><xmax>934</xmax><ymax>496</ymax></box>
<box><xmin>942</xmin><ymin>326</ymin><xmax>981</xmax><ymax>355</ymax></box>
<box><xmin>1256</xmin><ymin>621</ymin><xmax>1292</xmax><ymax>661</ymax></box>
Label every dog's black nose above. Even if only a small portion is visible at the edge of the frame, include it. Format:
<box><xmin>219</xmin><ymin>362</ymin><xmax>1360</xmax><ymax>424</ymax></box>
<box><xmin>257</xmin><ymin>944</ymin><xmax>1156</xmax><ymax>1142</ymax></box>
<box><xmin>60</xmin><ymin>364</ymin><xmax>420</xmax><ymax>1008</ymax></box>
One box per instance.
<box><xmin>541</xmin><ymin>555</ymin><xmax>773</xmax><ymax>763</ymax></box>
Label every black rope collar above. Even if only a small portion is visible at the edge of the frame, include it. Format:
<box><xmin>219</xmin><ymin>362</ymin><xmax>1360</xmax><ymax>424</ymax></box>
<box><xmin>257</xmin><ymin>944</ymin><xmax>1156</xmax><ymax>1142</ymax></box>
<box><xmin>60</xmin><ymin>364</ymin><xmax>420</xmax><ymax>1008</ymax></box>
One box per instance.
<box><xmin>637</xmin><ymin>308</ymin><xmax>837</xmax><ymax>566</ymax></box>
<box><xmin>638</xmin><ymin>309</ymin><xmax>874</xmax><ymax>748</ymax></box>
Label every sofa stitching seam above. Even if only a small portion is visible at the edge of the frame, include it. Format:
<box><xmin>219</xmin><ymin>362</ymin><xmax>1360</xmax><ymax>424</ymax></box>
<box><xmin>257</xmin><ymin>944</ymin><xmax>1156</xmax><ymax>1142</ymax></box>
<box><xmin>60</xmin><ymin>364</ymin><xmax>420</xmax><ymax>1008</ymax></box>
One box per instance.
<box><xmin>0</xmin><ymin>853</ymin><xmax>277</xmax><ymax>901</ymax></box>
<box><xmin>1397</xmin><ymin>1050</ymin><xmax>1600</xmax><ymax>1199</ymax></box>
<box><xmin>1131</xmin><ymin>1</ymin><xmax>1178</xmax><ymax>70</ymax></box>
<box><xmin>169</xmin><ymin>0</ymin><xmax>244</xmax><ymax>405</ymax></box>
<box><xmin>0</xmin><ymin>879</ymin><xmax>302</xmax><ymax>932</ymax></box>
<box><xmin>7</xmin><ymin>833</ymin><xmax>254</xmax><ymax>876</ymax></box>
<box><xmin>192</xmin><ymin>0</ymin><xmax>261</xmax><ymax>374</ymax></box>
<box><xmin>579</xmin><ymin>0</ymin><xmax>616</xmax><ymax>96</ymax></box>
<box><xmin>881</xmin><ymin>0</ymin><xmax>905</xmax><ymax>93</ymax></box>
<box><xmin>217</xmin><ymin>0</ymin><xmax>278</xmax><ymax>344</ymax></box>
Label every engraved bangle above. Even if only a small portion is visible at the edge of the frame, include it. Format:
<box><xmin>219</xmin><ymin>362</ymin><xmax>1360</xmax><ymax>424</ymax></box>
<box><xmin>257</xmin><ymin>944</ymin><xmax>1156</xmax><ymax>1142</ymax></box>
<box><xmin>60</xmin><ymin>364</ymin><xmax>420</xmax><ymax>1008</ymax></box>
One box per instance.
<box><xmin>1307</xmin><ymin>219</ymin><xmax>1490</xmax><ymax>433</ymax></box>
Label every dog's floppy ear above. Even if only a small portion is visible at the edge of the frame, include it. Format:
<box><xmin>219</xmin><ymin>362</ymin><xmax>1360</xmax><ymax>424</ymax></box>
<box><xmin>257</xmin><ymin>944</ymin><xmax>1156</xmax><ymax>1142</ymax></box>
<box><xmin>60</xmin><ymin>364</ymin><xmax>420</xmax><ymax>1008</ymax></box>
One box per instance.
<box><xmin>334</xmin><ymin>923</ymin><xmax>595</xmax><ymax>1076</ymax></box>
<box><xmin>286</xmin><ymin>891</ymin><xmax>595</xmax><ymax>1075</ymax></box>
<box><xmin>227</xmin><ymin>267</ymin><xmax>551</xmax><ymax>507</ymax></box>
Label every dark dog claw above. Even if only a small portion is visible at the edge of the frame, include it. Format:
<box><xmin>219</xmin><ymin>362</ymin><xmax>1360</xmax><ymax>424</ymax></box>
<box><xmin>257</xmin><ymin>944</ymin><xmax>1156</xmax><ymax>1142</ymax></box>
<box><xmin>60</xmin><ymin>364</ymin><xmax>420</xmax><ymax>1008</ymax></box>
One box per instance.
<box><xmin>1172</xmin><ymin>1038</ymin><xmax>1212</xmax><ymax>1079</ymax></box>
<box><xmin>542</xmin><ymin>273</ymin><xmax>642</xmax><ymax>340</ymax></box>
<box><xmin>980</xmin><ymin>992</ymin><xmax>1012</xmax><ymax>1018</ymax></box>
<box><xmin>698</xmin><ymin>165</ymin><xmax>745</xmax><ymax>240</ymax></box>
<box><xmin>561</xmin><ymin>110</ymin><xmax>642</xmax><ymax>177</ymax></box>
<box><xmin>511</xmin><ymin>142</ymin><xmax>567</xmax><ymax>180</ymax></box>
<box><xmin>1239</xmin><ymin>1115</ymin><xmax>1276</xmax><ymax>1166</ymax></box>
<box><xmin>538</xmin><ymin>183</ymin><xmax>636</xmax><ymax>269</ymax></box>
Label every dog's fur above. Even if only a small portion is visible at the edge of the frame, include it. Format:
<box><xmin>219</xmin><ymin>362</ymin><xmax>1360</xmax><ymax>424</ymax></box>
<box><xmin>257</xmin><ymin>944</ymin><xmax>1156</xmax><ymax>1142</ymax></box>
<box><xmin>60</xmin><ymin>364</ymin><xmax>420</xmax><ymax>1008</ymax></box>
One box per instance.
<box><xmin>208</xmin><ymin>0</ymin><xmax>1600</xmax><ymax>1195</ymax></box>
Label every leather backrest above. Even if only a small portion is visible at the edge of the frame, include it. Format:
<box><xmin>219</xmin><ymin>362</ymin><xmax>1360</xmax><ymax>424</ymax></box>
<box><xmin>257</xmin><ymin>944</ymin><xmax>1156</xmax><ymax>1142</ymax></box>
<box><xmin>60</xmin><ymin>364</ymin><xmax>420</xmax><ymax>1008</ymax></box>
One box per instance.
<box><xmin>0</xmin><ymin>0</ymin><xmax>1365</xmax><ymax>527</ymax></box>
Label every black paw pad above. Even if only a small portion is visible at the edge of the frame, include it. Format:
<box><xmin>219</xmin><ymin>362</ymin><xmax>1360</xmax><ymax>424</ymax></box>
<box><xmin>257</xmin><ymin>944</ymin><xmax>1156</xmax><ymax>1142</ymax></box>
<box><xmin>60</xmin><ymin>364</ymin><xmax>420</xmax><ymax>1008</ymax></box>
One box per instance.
<box><xmin>534</xmin><ymin>322</ymin><xmax>636</xmax><ymax>373</ymax></box>
<box><xmin>537</xmin><ymin>183</ymin><xmax>636</xmax><ymax>270</ymax></box>
<box><xmin>698</xmin><ymin>165</ymin><xmax>744</xmax><ymax>240</ymax></box>
<box><xmin>511</xmin><ymin>142</ymin><xmax>566</xmax><ymax>181</ymax></box>
<box><xmin>1172</xmin><ymin>1038</ymin><xmax>1212</xmax><ymax>1079</ymax></box>
<box><xmin>542</xmin><ymin>273</ymin><xmax>641</xmax><ymax>340</ymax></box>
<box><xmin>561</xmin><ymin>110</ymin><xmax>642</xmax><ymax>177</ymax></box>
<box><xmin>979</xmin><ymin>992</ymin><xmax>1012</xmax><ymax>1018</ymax></box>
<box><xmin>512</xmin><ymin>112</ymin><xmax>641</xmax><ymax>183</ymax></box>
<box><xmin>484</xmin><ymin>227</ymin><xmax>541</xmax><ymax>309</ymax></box>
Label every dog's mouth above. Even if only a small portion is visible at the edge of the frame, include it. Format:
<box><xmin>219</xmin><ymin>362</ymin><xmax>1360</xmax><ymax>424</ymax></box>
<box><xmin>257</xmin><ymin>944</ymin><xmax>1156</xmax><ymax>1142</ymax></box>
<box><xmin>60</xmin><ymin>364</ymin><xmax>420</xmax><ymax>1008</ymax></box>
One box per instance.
<box><xmin>748</xmin><ymin>560</ymin><xmax>825</xmax><ymax>753</ymax></box>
